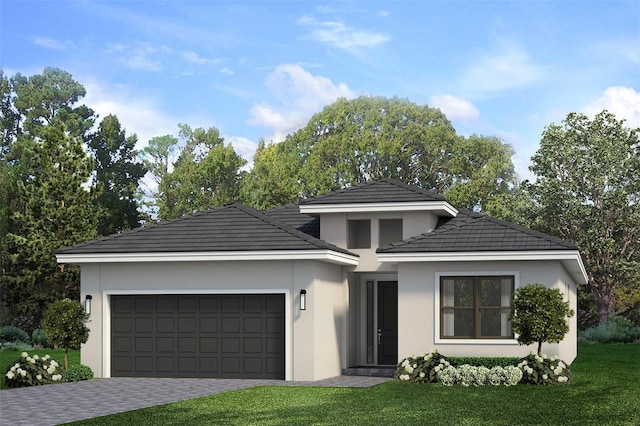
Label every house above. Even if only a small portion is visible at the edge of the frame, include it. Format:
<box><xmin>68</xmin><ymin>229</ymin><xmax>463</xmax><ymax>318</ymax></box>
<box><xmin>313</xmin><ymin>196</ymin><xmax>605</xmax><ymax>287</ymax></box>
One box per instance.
<box><xmin>56</xmin><ymin>178</ymin><xmax>587</xmax><ymax>381</ymax></box>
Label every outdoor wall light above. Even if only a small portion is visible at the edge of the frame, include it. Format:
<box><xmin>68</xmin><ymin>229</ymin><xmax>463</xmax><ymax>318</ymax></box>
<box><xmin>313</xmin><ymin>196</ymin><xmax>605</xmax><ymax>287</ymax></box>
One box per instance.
<box><xmin>300</xmin><ymin>289</ymin><xmax>307</xmax><ymax>311</ymax></box>
<box><xmin>85</xmin><ymin>295</ymin><xmax>92</xmax><ymax>315</ymax></box>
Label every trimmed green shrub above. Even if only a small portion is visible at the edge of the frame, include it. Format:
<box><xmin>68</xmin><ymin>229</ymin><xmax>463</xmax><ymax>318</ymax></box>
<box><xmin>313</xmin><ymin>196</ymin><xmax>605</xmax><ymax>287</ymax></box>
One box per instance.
<box><xmin>395</xmin><ymin>349</ymin><xmax>451</xmax><ymax>383</ymax></box>
<box><xmin>63</xmin><ymin>364</ymin><xmax>94</xmax><ymax>382</ymax></box>
<box><xmin>449</xmin><ymin>357</ymin><xmax>520</xmax><ymax>368</ymax></box>
<box><xmin>4</xmin><ymin>352</ymin><xmax>64</xmax><ymax>388</ymax></box>
<box><xmin>0</xmin><ymin>341</ymin><xmax>33</xmax><ymax>352</ymax></box>
<box><xmin>31</xmin><ymin>328</ymin><xmax>51</xmax><ymax>348</ymax></box>
<box><xmin>579</xmin><ymin>315</ymin><xmax>640</xmax><ymax>343</ymax></box>
<box><xmin>517</xmin><ymin>352</ymin><xmax>572</xmax><ymax>385</ymax></box>
<box><xmin>0</xmin><ymin>325</ymin><xmax>30</xmax><ymax>344</ymax></box>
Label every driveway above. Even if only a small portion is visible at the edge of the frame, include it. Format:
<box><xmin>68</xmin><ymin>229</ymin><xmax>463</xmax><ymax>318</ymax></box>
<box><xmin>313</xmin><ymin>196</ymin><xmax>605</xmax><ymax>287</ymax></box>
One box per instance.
<box><xmin>0</xmin><ymin>376</ymin><xmax>390</xmax><ymax>425</ymax></box>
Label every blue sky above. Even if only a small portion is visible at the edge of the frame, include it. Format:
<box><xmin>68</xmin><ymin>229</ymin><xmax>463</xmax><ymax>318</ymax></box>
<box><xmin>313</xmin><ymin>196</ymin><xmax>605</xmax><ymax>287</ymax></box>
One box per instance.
<box><xmin>2</xmin><ymin>0</ymin><xmax>639</xmax><ymax>181</ymax></box>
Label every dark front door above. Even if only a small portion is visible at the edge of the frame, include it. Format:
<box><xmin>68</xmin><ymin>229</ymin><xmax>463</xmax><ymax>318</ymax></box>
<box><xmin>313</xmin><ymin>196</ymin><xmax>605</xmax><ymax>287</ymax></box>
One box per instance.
<box><xmin>377</xmin><ymin>281</ymin><xmax>398</xmax><ymax>365</ymax></box>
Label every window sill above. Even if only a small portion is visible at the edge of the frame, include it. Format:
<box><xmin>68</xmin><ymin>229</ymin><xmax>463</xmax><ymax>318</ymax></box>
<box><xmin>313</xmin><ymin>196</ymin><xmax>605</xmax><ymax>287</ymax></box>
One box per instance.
<box><xmin>435</xmin><ymin>338</ymin><xmax>519</xmax><ymax>345</ymax></box>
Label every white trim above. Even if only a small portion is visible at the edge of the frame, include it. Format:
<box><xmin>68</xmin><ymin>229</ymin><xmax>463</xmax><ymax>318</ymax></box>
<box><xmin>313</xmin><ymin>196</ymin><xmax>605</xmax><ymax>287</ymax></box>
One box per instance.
<box><xmin>378</xmin><ymin>250</ymin><xmax>588</xmax><ymax>284</ymax></box>
<box><xmin>57</xmin><ymin>250</ymin><xmax>359</xmax><ymax>266</ymax></box>
<box><xmin>434</xmin><ymin>271</ymin><xmax>520</xmax><ymax>346</ymax></box>
<box><xmin>299</xmin><ymin>201</ymin><xmax>458</xmax><ymax>216</ymax></box>
<box><xmin>102</xmin><ymin>289</ymin><xmax>293</xmax><ymax>381</ymax></box>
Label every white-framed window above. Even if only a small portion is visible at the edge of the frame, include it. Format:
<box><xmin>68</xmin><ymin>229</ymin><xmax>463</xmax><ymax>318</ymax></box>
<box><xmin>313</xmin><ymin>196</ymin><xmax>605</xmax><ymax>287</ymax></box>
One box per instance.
<box><xmin>435</xmin><ymin>272</ymin><xmax>519</xmax><ymax>344</ymax></box>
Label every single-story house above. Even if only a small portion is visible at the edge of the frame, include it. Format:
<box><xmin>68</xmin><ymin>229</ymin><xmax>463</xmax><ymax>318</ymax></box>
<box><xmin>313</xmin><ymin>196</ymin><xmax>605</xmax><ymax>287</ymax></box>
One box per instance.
<box><xmin>56</xmin><ymin>178</ymin><xmax>587</xmax><ymax>381</ymax></box>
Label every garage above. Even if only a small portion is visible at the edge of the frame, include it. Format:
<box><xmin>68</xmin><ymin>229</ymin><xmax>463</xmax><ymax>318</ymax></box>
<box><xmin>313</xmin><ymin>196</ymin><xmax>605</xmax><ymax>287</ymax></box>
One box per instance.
<box><xmin>110</xmin><ymin>294</ymin><xmax>285</xmax><ymax>379</ymax></box>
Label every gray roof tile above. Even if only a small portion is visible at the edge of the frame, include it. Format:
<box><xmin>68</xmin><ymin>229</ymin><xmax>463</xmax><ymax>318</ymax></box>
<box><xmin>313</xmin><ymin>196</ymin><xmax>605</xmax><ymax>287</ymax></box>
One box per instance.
<box><xmin>377</xmin><ymin>209</ymin><xmax>578</xmax><ymax>253</ymax></box>
<box><xmin>300</xmin><ymin>178</ymin><xmax>446</xmax><ymax>205</ymax></box>
<box><xmin>57</xmin><ymin>203</ymin><xmax>352</xmax><ymax>255</ymax></box>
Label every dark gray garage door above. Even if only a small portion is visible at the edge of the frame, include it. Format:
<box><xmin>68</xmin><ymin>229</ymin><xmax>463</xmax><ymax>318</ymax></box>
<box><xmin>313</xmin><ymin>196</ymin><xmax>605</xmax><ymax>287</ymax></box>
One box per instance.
<box><xmin>111</xmin><ymin>294</ymin><xmax>285</xmax><ymax>379</ymax></box>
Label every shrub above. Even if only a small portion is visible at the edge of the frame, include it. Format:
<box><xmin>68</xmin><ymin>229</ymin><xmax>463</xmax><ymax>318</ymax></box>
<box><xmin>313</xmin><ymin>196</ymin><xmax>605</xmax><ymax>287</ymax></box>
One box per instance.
<box><xmin>579</xmin><ymin>315</ymin><xmax>640</xmax><ymax>343</ymax></box>
<box><xmin>42</xmin><ymin>299</ymin><xmax>89</xmax><ymax>369</ymax></box>
<box><xmin>395</xmin><ymin>349</ymin><xmax>451</xmax><ymax>383</ymax></box>
<box><xmin>63</xmin><ymin>364</ymin><xmax>94</xmax><ymax>382</ymax></box>
<box><xmin>4</xmin><ymin>352</ymin><xmax>64</xmax><ymax>388</ymax></box>
<box><xmin>517</xmin><ymin>352</ymin><xmax>572</xmax><ymax>385</ymax></box>
<box><xmin>437</xmin><ymin>364</ymin><xmax>522</xmax><ymax>387</ymax></box>
<box><xmin>31</xmin><ymin>328</ymin><xmax>51</xmax><ymax>348</ymax></box>
<box><xmin>0</xmin><ymin>325</ymin><xmax>30</xmax><ymax>344</ymax></box>
<box><xmin>448</xmin><ymin>357</ymin><xmax>520</xmax><ymax>368</ymax></box>
<box><xmin>0</xmin><ymin>341</ymin><xmax>33</xmax><ymax>352</ymax></box>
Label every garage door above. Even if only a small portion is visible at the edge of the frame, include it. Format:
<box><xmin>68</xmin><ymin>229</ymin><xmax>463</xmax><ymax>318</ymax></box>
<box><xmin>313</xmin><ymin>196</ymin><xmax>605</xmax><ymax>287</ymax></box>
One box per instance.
<box><xmin>111</xmin><ymin>294</ymin><xmax>285</xmax><ymax>379</ymax></box>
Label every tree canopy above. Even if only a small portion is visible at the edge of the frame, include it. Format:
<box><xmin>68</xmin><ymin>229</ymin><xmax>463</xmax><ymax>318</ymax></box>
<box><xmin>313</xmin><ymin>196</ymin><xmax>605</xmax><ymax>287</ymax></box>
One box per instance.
<box><xmin>525</xmin><ymin>111</ymin><xmax>640</xmax><ymax>324</ymax></box>
<box><xmin>243</xmin><ymin>96</ymin><xmax>516</xmax><ymax>212</ymax></box>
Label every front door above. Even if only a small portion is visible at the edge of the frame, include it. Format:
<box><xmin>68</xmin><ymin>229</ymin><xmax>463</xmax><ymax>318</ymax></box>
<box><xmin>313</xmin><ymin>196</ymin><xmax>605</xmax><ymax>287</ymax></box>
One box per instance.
<box><xmin>377</xmin><ymin>281</ymin><xmax>398</xmax><ymax>365</ymax></box>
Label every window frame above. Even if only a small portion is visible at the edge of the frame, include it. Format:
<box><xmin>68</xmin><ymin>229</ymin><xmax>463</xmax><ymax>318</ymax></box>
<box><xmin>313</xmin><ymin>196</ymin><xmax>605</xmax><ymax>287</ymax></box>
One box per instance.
<box><xmin>435</xmin><ymin>272</ymin><xmax>519</xmax><ymax>345</ymax></box>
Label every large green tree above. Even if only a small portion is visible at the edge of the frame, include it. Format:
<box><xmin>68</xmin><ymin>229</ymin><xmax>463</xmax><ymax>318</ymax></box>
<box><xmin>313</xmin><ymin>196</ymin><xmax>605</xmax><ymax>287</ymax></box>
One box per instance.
<box><xmin>157</xmin><ymin>125</ymin><xmax>246</xmax><ymax>219</ymax></box>
<box><xmin>527</xmin><ymin>111</ymin><xmax>640</xmax><ymax>324</ymax></box>
<box><xmin>0</xmin><ymin>68</ymin><xmax>98</xmax><ymax>332</ymax></box>
<box><xmin>243</xmin><ymin>96</ymin><xmax>516</xmax><ymax>211</ymax></box>
<box><xmin>139</xmin><ymin>134</ymin><xmax>180</xmax><ymax>219</ymax></box>
<box><xmin>88</xmin><ymin>114</ymin><xmax>147</xmax><ymax>235</ymax></box>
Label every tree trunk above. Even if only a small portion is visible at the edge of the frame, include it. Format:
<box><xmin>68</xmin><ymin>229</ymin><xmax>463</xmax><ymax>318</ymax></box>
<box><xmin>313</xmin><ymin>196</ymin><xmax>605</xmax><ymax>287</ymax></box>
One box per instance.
<box><xmin>537</xmin><ymin>340</ymin><xmax>543</xmax><ymax>356</ymax></box>
<box><xmin>591</xmin><ymin>281</ymin><xmax>616</xmax><ymax>324</ymax></box>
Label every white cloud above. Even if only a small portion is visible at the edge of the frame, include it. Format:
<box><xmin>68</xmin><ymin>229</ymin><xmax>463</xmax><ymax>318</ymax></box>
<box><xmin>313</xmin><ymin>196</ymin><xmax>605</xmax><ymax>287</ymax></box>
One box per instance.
<box><xmin>583</xmin><ymin>86</ymin><xmax>640</xmax><ymax>128</ymax></box>
<box><xmin>297</xmin><ymin>15</ymin><xmax>390</xmax><ymax>52</ymax></box>
<box><xmin>430</xmin><ymin>94</ymin><xmax>480</xmax><ymax>122</ymax></box>
<box><xmin>183</xmin><ymin>51</ymin><xmax>217</xmax><ymax>65</ymax></box>
<box><xmin>460</xmin><ymin>41</ymin><xmax>544</xmax><ymax>94</ymax></box>
<box><xmin>82</xmin><ymin>80</ymin><xmax>177</xmax><ymax>149</ymax></box>
<box><xmin>219</xmin><ymin>67</ymin><xmax>234</xmax><ymax>76</ymax></box>
<box><xmin>248</xmin><ymin>64</ymin><xmax>355</xmax><ymax>141</ymax></box>
<box><xmin>107</xmin><ymin>42</ymin><xmax>172</xmax><ymax>72</ymax></box>
<box><xmin>225</xmin><ymin>135</ymin><xmax>259</xmax><ymax>169</ymax></box>
<box><xmin>32</xmin><ymin>37</ymin><xmax>69</xmax><ymax>50</ymax></box>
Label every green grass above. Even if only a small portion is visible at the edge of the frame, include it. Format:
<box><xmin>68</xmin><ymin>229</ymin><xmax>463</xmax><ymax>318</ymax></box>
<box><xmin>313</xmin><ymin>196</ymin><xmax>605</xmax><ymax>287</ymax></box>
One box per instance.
<box><xmin>67</xmin><ymin>344</ymin><xmax>639</xmax><ymax>426</ymax></box>
<box><xmin>0</xmin><ymin>348</ymin><xmax>80</xmax><ymax>389</ymax></box>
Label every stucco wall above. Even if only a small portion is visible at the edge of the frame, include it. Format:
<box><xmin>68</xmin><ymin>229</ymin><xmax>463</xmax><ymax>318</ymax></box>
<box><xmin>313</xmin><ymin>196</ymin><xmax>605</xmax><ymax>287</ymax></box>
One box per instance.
<box><xmin>397</xmin><ymin>260</ymin><xmax>578</xmax><ymax>363</ymax></box>
<box><xmin>79</xmin><ymin>259</ymin><xmax>347</xmax><ymax>381</ymax></box>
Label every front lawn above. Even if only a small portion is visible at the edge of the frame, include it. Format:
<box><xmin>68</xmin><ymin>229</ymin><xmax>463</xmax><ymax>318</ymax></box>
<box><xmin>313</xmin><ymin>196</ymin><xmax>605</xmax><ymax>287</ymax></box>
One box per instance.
<box><xmin>0</xmin><ymin>349</ymin><xmax>80</xmax><ymax>389</ymax></box>
<box><xmin>69</xmin><ymin>344</ymin><xmax>639</xmax><ymax>425</ymax></box>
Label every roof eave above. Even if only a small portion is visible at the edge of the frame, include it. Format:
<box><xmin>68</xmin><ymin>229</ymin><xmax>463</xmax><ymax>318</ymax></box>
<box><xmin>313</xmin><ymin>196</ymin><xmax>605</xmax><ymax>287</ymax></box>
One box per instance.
<box><xmin>56</xmin><ymin>250</ymin><xmax>360</xmax><ymax>266</ymax></box>
<box><xmin>377</xmin><ymin>250</ymin><xmax>588</xmax><ymax>285</ymax></box>
<box><xmin>299</xmin><ymin>201</ymin><xmax>458</xmax><ymax>216</ymax></box>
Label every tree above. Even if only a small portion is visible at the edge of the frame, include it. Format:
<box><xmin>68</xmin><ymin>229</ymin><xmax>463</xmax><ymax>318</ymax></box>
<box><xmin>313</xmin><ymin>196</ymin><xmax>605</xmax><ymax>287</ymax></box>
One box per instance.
<box><xmin>510</xmin><ymin>283</ymin><xmax>574</xmax><ymax>355</ymax></box>
<box><xmin>157</xmin><ymin>125</ymin><xmax>246</xmax><ymax>219</ymax></box>
<box><xmin>245</xmin><ymin>96</ymin><xmax>516</xmax><ymax>210</ymax></box>
<box><xmin>88</xmin><ymin>114</ymin><xmax>147</xmax><ymax>235</ymax></box>
<box><xmin>527</xmin><ymin>111</ymin><xmax>640</xmax><ymax>324</ymax></box>
<box><xmin>0</xmin><ymin>68</ymin><xmax>98</xmax><ymax>333</ymax></box>
<box><xmin>139</xmin><ymin>134</ymin><xmax>179</xmax><ymax>218</ymax></box>
<box><xmin>42</xmin><ymin>299</ymin><xmax>89</xmax><ymax>369</ymax></box>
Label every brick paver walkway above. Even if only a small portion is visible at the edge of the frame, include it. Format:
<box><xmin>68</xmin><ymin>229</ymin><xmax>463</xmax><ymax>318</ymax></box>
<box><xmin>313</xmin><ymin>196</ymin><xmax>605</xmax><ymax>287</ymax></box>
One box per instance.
<box><xmin>0</xmin><ymin>376</ymin><xmax>391</xmax><ymax>425</ymax></box>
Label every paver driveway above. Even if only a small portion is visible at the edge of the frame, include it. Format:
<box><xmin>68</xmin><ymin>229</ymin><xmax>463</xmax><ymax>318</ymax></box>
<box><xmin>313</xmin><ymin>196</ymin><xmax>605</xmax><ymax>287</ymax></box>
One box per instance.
<box><xmin>0</xmin><ymin>376</ymin><xmax>390</xmax><ymax>425</ymax></box>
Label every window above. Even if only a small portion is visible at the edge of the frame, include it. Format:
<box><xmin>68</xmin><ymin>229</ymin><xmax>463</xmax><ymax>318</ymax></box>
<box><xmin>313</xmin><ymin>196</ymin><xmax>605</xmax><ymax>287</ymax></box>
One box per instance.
<box><xmin>379</xmin><ymin>219</ymin><xmax>403</xmax><ymax>247</ymax></box>
<box><xmin>348</xmin><ymin>219</ymin><xmax>371</xmax><ymax>249</ymax></box>
<box><xmin>440</xmin><ymin>276</ymin><xmax>514</xmax><ymax>339</ymax></box>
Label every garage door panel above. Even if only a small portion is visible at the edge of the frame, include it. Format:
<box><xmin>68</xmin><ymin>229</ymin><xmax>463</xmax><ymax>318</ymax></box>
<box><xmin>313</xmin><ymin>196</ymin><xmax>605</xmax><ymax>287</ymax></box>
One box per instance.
<box><xmin>111</xmin><ymin>294</ymin><xmax>285</xmax><ymax>379</ymax></box>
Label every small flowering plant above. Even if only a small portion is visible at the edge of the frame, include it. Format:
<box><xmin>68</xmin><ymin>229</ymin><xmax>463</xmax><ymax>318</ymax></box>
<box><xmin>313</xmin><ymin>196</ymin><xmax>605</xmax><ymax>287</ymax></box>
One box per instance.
<box><xmin>436</xmin><ymin>364</ymin><xmax>522</xmax><ymax>387</ymax></box>
<box><xmin>395</xmin><ymin>348</ymin><xmax>451</xmax><ymax>383</ymax></box>
<box><xmin>5</xmin><ymin>352</ymin><xmax>64</xmax><ymax>388</ymax></box>
<box><xmin>517</xmin><ymin>351</ymin><xmax>572</xmax><ymax>385</ymax></box>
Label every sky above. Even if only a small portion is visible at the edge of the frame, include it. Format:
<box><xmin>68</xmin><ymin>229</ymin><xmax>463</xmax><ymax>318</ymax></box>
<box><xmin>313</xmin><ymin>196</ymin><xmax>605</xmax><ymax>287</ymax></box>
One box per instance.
<box><xmin>1</xmin><ymin>0</ymin><xmax>639</xmax><ymax>181</ymax></box>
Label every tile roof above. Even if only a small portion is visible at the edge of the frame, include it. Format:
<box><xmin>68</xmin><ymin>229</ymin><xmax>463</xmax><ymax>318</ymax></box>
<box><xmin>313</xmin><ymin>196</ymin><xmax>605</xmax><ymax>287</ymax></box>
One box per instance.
<box><xmin>264</xmin><ymin>203</ymin><xmax>320</xmax><ymax>238</ymax></box>
<box><xmin>377</xmin><ymin>209</ymin><xmax>578</xmax><ymax>253</ymax></box>
<box><xmin>56</xmin><ymin>203</ymin><xmax>351</xmax><ymax>256</ymax></box>
<box><xmin>299</xmin><ymin>178</ymin><xmax>446</xmax><ymax>205</ymax></box>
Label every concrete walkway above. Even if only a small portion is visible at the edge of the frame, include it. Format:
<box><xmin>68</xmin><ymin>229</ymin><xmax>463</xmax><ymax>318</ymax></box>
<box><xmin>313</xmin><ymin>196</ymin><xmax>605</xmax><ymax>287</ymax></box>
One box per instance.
<box><xmin>0</xmin><ymin>376</ymin><xmax>391</xmax><ymax>425</ymax></box>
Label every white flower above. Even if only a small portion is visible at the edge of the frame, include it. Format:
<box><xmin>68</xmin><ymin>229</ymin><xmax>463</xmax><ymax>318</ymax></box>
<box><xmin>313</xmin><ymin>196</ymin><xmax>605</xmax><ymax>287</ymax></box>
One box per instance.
<box><xmin>399</xmin><ymin>374</ymin><xmax>410</xmax><ymax>381</ymax></box>
<box><xmin>558</xmin><ymin>361</ymin><xmax>566</xmax><ymax>369</ymax></box>
<box><xmin>419</xmin><ymin>372</ymin><xmax>425</xmax><ymax>378</ymax></box>
<box><xmin>47</xmin><ymin>366</ymin><xmax>55</xmax><ymax>374</ymax></box>
<box><xmin>43</xmin><ymin>355</ymin><xmax>50</xmax><ymax>360</ymax></box>
<box><xmin>52</xmin><ymin>374</ymin><xmax>62</xmax><ymax>381</ymax></box>
<box><xmin>6</xmin><ymin>371</ymin><xmax>15</xmax><ymax>380</ymax></box>
<box><xmin>554</xmin><ymin>367</ymin><xmax>563</xmax><ymax>375</ymax></box>
<box><xmin>413</xmin><ymin>364</ymin><xmax>417</xmax><ymax>369</ymax></box>
<box><xmin>36</xmin><ymin>374</ymin><xmax>43</xmax><ymax>381</ymax></box>
<box><xmin>33</xmin><ymin>355</ymin><xmax>39</xmax><ymax>360</ymax></box>
<box><xmin>542</xmin><ymin>374</ymin><xmax>548</xmax><ymax>380</ymax></box>
<box><xmin>21</xmin><ymin>352</ymin><xmax>28</xmax><ymax>358</ymax></box>
<box><xmin>405</xmin><ymin>365</ymin><xmax>414</xmax><ymax>373</ymax></box>
<box><xmin>29</xmin><ymin>358</ymin><xmax>36</xmax><ymax>364</ymax></box>
<box><xmin>20</xmin><ymin>370</ymin><xmax>26</xmax><ymax>377</ymax></box>
<box><xmin>558</xmin><ymin>376</ymin><xmax>568</xmax><ymax>383</ymax></box>
<box><xmin>51</xmin><ymin>360</ymin><xmax>59</xmax><ymax>367</ymax></box>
